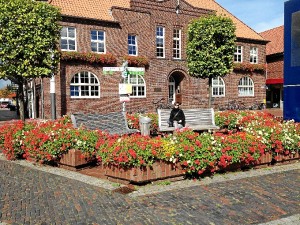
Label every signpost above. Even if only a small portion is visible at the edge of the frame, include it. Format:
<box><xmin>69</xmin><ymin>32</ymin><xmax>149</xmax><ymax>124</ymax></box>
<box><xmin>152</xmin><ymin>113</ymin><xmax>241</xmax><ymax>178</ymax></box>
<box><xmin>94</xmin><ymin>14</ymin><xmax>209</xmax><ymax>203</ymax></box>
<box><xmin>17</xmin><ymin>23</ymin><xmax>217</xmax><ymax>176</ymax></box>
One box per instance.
<box><xmin>103</xmin><ymin>61</ymin><xmax>145</xmax><ymax>112</ymax></box>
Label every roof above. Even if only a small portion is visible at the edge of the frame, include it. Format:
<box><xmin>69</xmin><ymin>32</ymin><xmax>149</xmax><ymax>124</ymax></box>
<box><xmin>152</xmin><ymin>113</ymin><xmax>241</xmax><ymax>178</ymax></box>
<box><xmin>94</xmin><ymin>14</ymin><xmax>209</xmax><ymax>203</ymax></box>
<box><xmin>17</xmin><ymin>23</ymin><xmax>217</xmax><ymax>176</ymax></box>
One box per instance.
<box><xmin>260</xmin><ymin>25</ymin><xmax>284</xmax><ymax>55</ymax></box>
<box><xmin>187</xmin><ymin>0</ymin><xmax>264</xmax><ymax>41</ymax></box>
<box><xmin>48</xmin><ymin>0</ymin><xmax>130</xmax><ymax>22</ymax></box>
<box><xmin>48</xmin><ymin>0</ymin><xmax>265</xmax><ymax>41</ymax></box>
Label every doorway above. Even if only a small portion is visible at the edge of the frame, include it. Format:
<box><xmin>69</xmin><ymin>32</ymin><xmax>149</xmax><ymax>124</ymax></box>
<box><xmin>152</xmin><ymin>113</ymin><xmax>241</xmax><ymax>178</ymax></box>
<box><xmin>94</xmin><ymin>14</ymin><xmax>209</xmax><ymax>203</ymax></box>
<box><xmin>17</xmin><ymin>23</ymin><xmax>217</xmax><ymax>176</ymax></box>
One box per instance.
<box><xmin>168</xmin><ymin>71</ymin><xmax>185</xmax><ymax>104</ymax></box>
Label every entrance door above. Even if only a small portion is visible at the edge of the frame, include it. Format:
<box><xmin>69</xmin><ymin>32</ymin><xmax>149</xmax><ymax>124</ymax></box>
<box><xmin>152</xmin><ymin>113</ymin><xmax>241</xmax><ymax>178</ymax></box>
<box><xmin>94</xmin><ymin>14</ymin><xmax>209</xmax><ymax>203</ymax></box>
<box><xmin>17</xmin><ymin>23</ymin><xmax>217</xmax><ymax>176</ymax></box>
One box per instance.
<box><xmin>169</xmin><ymin>77</ymin><xmax>175</xmax><ymax>104</ymax></box>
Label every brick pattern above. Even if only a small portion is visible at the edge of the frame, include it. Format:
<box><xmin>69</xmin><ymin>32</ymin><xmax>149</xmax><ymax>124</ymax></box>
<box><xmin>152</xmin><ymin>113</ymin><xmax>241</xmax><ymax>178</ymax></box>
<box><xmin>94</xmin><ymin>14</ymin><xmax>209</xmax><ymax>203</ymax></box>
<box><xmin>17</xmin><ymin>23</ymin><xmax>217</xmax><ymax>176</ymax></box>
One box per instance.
<box><xmin>267</xmin><ymin>56</ymin><xmax>284</xmax><ymax>80</ymax></box>
<box><xmin>37</xmin><ymin>1</ymin><xmax>267</xmax><ymax>119</ymax></box>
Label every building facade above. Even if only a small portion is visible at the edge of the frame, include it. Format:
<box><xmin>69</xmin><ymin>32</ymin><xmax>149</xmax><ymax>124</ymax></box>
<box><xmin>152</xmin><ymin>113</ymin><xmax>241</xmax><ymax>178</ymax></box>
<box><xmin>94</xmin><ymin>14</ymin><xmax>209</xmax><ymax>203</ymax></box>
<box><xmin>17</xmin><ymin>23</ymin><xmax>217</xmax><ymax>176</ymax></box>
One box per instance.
<box><xmin>260</xmin><ymin>26</ymin><xmax>284</xmax><ymax>108</ymax></box>
<box><xmin>34</xmin><ymin>0</ymin><xmax>268</xmax><ymax>119</ymax></box>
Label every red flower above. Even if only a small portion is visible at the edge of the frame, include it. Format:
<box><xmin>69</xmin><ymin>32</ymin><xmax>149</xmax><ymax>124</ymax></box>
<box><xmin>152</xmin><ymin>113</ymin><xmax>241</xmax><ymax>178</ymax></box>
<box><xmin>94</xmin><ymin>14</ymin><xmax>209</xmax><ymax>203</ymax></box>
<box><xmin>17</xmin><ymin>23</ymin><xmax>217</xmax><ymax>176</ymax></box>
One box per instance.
<box><xmin>128</xmin><ymin>149</ymin><xmax>137</xmax><ymax>159</ymax></box>
<box><xmin>195</xmin><ymin>140</ymin><xmax>202</xmax><ymax>147</ymax></box>
<box><xmin>198</xmin><ymin>170</ymin><xmax>204</xmax><ymax>175</ymax></box>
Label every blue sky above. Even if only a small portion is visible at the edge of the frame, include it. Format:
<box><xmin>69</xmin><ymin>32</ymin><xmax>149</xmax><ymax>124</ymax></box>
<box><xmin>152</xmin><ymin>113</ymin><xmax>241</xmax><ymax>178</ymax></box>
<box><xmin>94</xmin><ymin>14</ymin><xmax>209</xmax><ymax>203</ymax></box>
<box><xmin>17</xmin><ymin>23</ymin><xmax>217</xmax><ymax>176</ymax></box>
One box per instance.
<box><xmin>0</xmin><ymin>79</ymin><xmax>10</xmax><ymax>89</ymax></box>
<box><xmin>216</xmin><ymin>0</ymin><xmax>286</xmax><ymax>32</ymax></box>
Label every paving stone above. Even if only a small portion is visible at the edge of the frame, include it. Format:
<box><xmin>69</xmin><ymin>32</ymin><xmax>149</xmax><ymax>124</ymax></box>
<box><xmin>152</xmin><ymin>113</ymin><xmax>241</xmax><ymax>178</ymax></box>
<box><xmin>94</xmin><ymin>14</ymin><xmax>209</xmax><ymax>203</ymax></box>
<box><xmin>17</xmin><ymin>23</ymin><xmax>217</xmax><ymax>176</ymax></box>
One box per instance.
<box><xmin>0</xmin><ymin>154</ymin><xmax>299</xmax><ymax>224</ymax></box>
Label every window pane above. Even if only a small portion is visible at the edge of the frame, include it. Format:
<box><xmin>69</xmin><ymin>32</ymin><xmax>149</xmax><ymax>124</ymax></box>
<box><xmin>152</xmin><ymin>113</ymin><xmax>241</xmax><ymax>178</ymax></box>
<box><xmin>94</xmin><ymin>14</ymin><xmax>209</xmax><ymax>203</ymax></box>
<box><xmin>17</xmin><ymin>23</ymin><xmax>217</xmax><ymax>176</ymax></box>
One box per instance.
<box><xmin>91</xmin><ymin>31</ymin><xmax>98</xmax><ymax>40</ymax></box>
<box><xmin>68</xmin><ymin>28</ymin><xmax>75</xmax><ymax>38</ymax></box>
<box><xmin>91</xmin><ymin>42</ymin><xmax>97</xmax><ymax>52</ymax></box>
<box><xmin>98</xmin><ymin>32</ymin><xmax>104</xmax><ymax>41</ymax></box>
<box><xmin>61</xmin><ymin>27</ymin><xmax>67</xmax><ymax>37</ymax></box>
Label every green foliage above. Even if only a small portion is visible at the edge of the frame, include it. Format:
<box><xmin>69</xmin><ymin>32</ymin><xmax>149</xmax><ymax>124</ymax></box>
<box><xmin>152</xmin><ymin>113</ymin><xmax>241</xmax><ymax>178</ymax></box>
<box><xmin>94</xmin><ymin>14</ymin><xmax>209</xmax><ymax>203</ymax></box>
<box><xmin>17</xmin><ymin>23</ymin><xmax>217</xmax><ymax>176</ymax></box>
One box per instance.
<box><xmin>0</xmin><ymin>0</ymin><xmax>61</xmax><ymax>81</ymax></box>
<box><xmin>187</xmin><ymin>14</ymin><xmax>236</xmax><ymax>79</ymax></box>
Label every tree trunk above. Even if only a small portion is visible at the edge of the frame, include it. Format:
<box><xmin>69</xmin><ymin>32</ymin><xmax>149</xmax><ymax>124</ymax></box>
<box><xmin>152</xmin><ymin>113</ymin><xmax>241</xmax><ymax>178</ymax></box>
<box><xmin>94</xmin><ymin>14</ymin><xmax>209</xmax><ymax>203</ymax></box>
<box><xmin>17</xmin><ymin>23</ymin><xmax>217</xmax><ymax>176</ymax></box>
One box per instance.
<box><xmin>18</xmin><ymin>81</ymin><xmax>25</xmax><ymax>122</ymax></box>
<box><xmin>32</xmin><ymin>79</ymin><xmax>36</xmax><ymax>119</ymax></box>
<box><xmin>41</xmin><ymin>78</ymin><xmax>44</xmax><ymax>119</ymax></box>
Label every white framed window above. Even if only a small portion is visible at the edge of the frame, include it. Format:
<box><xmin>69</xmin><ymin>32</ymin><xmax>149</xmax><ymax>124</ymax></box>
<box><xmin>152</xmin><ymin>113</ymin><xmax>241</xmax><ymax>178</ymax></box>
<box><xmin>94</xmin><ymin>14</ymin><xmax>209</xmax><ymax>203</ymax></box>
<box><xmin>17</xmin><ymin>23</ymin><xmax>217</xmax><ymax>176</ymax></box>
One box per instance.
<box><xmin>212</xmin><ymin>77</ymin><xmax>225</xmax><ymax>97</ymax></box>
<box><xmin>156</xmin><ymin>26</ymin><xmax>165</xmax><ymax>58</ymax></box>
<box><xmin>238</xmin><ymin>77</ymin><xmax>254</xmax><ymax>96</ymax></box>
<box><xmin>234</xmin><ymin>46</ymin><xmax>243</xmax><ymax>62</ymax></box>
<box><xmin>60</xmin><ymin>27</ymin><xmax>76</xmax><ymax>51</ymax></box>
<box><xmin>250</xmin><ymin>47</ymin><xmax>258</xmax><ymax>64</ymax></box>
<box><xmin>91</xmin><ymin>30</ymin><xmax>105</xmax><ymax>53</ymax></box>
<box><xmin>128</xmin><ymin>35</ymin><xmax>138</xmax><ymax>56</ymax></box>
<box><xmin>173</xmin><ymin>29</ymin><xmax>181</xmax><ymax>59</ymax></box>
<box><xmin>125</xmin><ymin>74</ymin><xmax>146</xmax><ymax>98</ymax></box>
<box><xmin>70</xmin><ymin>71</ymin><xmax>100</xmax><ymax>98</ymax></box>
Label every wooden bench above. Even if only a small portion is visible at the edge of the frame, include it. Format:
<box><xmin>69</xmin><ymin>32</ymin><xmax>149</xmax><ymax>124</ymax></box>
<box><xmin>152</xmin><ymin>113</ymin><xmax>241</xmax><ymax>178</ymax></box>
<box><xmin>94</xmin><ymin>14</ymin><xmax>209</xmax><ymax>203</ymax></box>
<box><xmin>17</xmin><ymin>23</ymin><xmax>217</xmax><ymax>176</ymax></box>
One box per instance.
<box><xmin>71</xmin><ymin>111</ymin><xmax>139</xmax><ymax>135</ymax></box>
<box><xmin>157</xmin><ymin>108</ymin><xmax>219</xmax><ymax>132</ymax></box>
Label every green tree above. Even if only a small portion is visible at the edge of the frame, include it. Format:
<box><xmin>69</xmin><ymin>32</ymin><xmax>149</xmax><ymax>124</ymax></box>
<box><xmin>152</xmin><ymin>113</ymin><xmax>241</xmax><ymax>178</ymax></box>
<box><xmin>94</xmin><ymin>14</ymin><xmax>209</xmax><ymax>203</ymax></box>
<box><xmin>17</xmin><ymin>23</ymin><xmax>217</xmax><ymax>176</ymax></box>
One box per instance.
<box><xmin>0</xmin><ymin>0</ymin><xmax>61</xmax><ymax>121</ymax></box>
<box><xmin>187</xmin><ymin>14</ymin><xmax>236</xmax><ymax>107</ymax></box>
<box><xmin>0</xmin><ymin>86</ymin><xmax>13</xmax><ymax>98</ymax></box>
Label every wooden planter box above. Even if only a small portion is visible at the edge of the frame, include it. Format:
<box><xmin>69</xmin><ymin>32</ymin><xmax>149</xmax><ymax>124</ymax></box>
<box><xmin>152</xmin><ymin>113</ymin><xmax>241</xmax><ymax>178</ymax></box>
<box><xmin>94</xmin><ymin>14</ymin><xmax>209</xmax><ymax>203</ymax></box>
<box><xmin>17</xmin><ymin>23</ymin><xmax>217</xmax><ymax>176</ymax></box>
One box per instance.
<box><xmin>58</xmin><ymin>149</ymin><xmax>91</xmax><ymax>171</ymax></box>
<box><xmin>255</xmin><ymin>152</ymin><xmax>273</xmax><ymax>166</ymax></box>
<box><xmin>104</xmin><ymin>161</ymin><xmax>185</xmax><ymax>184</ymax></box>
<box><xmin>274</xmin><ymin>151</ymin><xmax>300</xmax><ymax>163</ymax></box>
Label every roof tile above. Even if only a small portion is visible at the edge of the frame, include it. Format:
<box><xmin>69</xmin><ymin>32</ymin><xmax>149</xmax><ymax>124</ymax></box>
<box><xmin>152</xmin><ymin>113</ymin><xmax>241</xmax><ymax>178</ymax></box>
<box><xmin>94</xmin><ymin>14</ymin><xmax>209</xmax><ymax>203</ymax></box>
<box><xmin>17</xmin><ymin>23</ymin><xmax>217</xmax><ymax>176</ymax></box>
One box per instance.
<box><xmin>49</xmin><ymin>0</ymin><xmax>265</xmax><ymax>41</ymax></box>
<box><xmin>260</xmin><ymin>25</ymin><xmax>284</xmax><ymax>55</ymax></box>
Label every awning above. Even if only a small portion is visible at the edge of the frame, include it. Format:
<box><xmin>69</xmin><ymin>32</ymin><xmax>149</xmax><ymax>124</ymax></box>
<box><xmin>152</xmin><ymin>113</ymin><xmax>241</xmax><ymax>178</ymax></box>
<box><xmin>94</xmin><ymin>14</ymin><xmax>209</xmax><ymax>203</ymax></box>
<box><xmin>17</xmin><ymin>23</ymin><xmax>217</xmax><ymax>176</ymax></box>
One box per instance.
<box><xmin>266</xmin><ymin>78</ymin><xmax>283</xmax><ymax>84</ymax></box>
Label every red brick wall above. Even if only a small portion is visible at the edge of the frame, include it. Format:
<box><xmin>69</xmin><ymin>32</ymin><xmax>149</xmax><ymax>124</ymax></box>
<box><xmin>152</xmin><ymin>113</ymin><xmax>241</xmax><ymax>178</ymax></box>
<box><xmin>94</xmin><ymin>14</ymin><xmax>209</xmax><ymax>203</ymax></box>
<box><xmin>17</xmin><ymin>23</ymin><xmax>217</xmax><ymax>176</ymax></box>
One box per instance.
<box><xmin>38</xmin><ymin>1</ymin><xmax>266</xmax><ymax>119</ymax></box>
<box><xmin>267</xmin><ymin>56</ymin><xmax>284</xmax><ymax>80</ymax></box>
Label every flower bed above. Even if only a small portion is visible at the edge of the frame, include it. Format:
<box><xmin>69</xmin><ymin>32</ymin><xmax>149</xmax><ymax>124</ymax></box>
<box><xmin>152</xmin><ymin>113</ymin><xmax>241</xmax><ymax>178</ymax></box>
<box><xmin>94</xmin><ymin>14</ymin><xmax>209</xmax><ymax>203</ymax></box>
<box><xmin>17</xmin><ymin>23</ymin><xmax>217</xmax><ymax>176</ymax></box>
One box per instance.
<box><xmin>0</xmin><ymin>111</ymin><xmax>299</xmax><ymax>184</ymax></box>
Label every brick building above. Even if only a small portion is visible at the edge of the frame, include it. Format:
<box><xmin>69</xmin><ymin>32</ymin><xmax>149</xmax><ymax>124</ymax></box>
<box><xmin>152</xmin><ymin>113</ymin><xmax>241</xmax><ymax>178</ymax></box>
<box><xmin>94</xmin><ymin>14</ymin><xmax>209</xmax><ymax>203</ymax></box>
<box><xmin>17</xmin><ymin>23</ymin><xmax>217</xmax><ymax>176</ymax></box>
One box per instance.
<box><xmin>260</xmin><ymin>25</ymin><xmax>284</xmax><ymax>108</ymax></box>
<box><xmin>32</xmin><ymin>0</ymin><xmax>268</xmax><ymax>119</ymax></box>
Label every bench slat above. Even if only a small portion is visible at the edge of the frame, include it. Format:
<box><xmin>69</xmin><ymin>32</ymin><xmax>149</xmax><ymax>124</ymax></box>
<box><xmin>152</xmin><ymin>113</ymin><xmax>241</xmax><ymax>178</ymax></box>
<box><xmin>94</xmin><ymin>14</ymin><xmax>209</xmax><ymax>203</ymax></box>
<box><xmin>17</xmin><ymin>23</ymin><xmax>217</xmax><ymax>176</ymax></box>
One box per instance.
<box><xmin>158</xmin><ymin>108</ymin><xmax>219</xmax><ymax>132</ymax></box>
<box><xmin>71</xmin><ymin>112</ymin><xmax>139</xmax><ymax>135</ymax></box>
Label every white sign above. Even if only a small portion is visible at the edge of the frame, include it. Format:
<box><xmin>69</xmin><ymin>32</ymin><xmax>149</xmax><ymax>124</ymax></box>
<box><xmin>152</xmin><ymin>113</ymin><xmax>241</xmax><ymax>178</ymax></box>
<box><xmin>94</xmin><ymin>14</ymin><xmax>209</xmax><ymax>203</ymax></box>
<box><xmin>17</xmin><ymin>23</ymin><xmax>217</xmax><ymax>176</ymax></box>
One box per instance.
<box><xmin>119</xmin><ymin>84</ymin><xmax>132</xmax><ymax>94</ymax></box>
<box><xmin>103</xmin><ymin>67</ymin><xmax>145</xmax><ymax>75</ymax></box>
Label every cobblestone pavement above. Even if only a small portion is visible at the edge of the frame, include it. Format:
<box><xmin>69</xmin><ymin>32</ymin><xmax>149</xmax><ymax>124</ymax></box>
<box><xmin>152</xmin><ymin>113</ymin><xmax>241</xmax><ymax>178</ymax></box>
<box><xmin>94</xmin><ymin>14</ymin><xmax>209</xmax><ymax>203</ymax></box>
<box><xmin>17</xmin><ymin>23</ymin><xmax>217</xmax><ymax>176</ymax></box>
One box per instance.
<box><xmin>0</xmin><ymin>156</ymin><xmax>299</xmax><ymax>225</ymax></box>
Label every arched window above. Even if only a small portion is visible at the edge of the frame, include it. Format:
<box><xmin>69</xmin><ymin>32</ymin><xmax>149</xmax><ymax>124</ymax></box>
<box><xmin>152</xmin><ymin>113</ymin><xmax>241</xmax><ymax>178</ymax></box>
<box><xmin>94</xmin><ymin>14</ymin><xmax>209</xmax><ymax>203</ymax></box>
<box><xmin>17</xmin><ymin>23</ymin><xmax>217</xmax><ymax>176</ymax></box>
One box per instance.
<box><xmin>238</xmin><ymin>76</ymin><xmax>254</xmax><ymax>96</ymax></box>
<box><xmin>70</xmin><ymin>71</ymin><xmax>100</xmax><ymax>98</ymax></box>
<box><xmin>212</xmin><ymin>77</ymin><xmax>225</xmax><ymax>97</ymax></box>
<box><xmin>125</xmin><ymin>74</ymin><xmax>146</xmax><ymax>97</ymax></box>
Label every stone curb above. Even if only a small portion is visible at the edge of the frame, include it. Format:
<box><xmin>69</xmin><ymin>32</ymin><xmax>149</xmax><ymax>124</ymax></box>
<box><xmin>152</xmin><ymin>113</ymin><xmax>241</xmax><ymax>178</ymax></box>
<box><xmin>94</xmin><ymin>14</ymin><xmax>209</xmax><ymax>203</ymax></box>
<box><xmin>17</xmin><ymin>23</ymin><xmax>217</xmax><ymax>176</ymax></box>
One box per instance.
<box><xmin>258</xmin><ymin>214</ymin><xmax>300</xmax><ymax>225</ymax></box>
<box><xmin>129</xmin><ymin>161</ymin><xmax>300</xmax><ymax>197</ymax></box>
